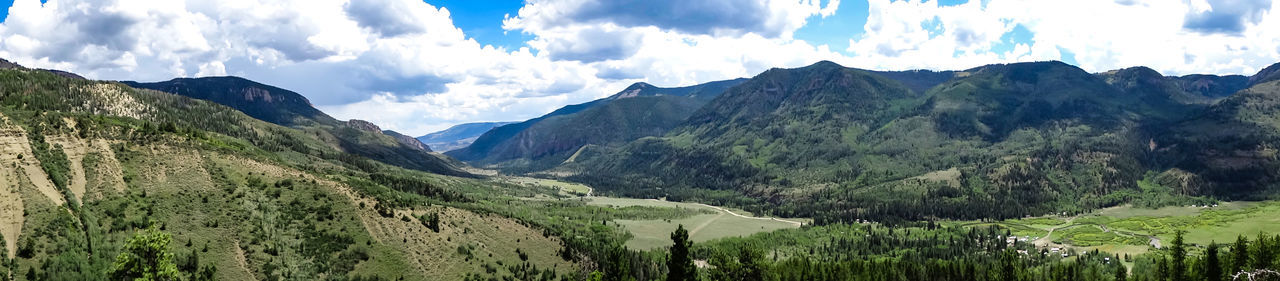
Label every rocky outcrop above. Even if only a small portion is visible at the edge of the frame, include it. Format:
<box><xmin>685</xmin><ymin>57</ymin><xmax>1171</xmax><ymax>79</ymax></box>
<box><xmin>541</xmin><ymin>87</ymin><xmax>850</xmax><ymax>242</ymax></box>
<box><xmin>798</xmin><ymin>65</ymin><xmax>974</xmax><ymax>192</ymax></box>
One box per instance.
<box><xmin>347</xmin><ymin>119</ymin><xmax>382</xmax><ymax>133</ymax></box>
<box><xmin>384</xmin><ymin>130</ymin><xmax>432</xmax><ymax>152</ymax></box>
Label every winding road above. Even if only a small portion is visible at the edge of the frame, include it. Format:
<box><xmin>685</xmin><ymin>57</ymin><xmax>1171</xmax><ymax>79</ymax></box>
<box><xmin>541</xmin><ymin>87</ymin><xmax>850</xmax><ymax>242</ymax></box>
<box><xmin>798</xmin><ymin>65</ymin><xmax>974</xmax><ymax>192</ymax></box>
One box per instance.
<box><xmin>676</xmin><ymin>200</ymin><xmax>805</xmax><ymax>226</ymax></box>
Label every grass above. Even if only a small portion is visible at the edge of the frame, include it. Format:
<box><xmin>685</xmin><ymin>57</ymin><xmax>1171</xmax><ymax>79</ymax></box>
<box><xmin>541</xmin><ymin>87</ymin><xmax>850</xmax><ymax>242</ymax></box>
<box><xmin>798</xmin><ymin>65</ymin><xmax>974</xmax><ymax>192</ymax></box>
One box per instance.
<box><xmin>585</xmin><ymin>197</ymin><xmax>803</xmax><ymax>250</ymax></box>
<box><xmin>978</xmin><ymin>200</ymin><xmax>1280</xmax><ymax>257</ymax></box>
<box><xmin>1181</xmin><ymin>203</ymin><xmax>1280</xmax><ymax>245</ymax></box>
<box><xmin>1052</xmin><ymin>225</ymin><xmax>1146</xmax><ymax>247</ymax></box>
<box><xmin>1094</xmin><ymin>202</ymin><xmax>1254</xmax><ymax>218</ymax></box>
<box><xmin>504</xmin><ymin>176</ymin><xmax>592</xmax><ymax>196</ymax></box>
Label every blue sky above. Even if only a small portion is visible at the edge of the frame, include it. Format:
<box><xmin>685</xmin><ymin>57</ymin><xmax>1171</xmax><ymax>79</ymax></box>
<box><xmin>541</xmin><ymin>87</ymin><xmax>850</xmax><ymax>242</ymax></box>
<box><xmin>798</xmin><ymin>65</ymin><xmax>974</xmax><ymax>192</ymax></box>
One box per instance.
<box><xmin>423</xmin><ymin>0</ymin><xmax>531</xmax><ymax>50</ymax></box>
<box><xmin>0</xmin><ymin>0</ymin><xmax>1276</xmax><ymax>135</ymax></box>
<box><xmin>426</xmin><ymin>0</ymin><xmax>984</xmax><ymax>58</ymax></box>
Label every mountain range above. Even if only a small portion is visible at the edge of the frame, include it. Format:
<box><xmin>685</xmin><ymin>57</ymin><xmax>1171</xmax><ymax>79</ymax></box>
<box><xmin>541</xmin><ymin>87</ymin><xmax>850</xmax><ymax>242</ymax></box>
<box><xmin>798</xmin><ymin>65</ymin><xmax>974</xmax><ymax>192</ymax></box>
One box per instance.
<box><xmin>415</xmin><ymin>121</ymin><xmax>516</xmax><ymax>152</ymax></box>
<box><xmin>448</xmin><ymin>59</ymin><xmax>1277</xmax><ymax>224</ymax></box>
<box><xmin>0</xmin><ymin>58</ymin><xmax>584</xmax><ymax>280</ymax></box>
<box><xmin>5</xmin><ymin>52</ymin><xmax>1280</xmax><ymax>280</ymax></box>
<box><xmin>122</xmin><ymin>77</ymin><xmax>466</xmax><ymax>177</ymax></box>
<box><xmin>445</xmin><ymin>78</ymin><xmax>747</xmax><ymax>172</ymax></box>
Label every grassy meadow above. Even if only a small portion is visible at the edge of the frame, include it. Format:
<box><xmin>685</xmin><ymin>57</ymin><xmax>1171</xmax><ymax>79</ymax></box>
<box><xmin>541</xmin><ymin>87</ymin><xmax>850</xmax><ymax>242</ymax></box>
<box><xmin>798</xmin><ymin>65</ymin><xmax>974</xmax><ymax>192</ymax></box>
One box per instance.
<box><xmin>972</xmin><ymin>200</ymin><xmax>1280</xmax><ymax>259</ymax></box>
<box><xmin>585</xmin><ymin>197</ymin><xmax>805</xmax><ymax>250</ymax></box>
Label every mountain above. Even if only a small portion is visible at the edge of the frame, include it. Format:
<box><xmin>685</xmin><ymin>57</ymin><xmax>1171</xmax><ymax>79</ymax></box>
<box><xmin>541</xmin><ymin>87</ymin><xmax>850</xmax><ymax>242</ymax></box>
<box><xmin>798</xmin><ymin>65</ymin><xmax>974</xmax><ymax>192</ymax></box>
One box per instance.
<box><xmin>1159</xmin><ymin>69</ymin><xmax>1280</xmax><ymax>199</ymax></box>
<box><xmin>446</xmin><ymin>78</ymin><xmax>746</xmax><ymax>171</ymax></box>
<box><xmin>0</xmin><ymin>58</ymin><xmax>85</xmax><ymax>79</ymax></box>
<box><xmin>1172</xmin><ymin>74</ymin><xmax>1250</xmax><ymax>100</ymax></box>
<box><xmin>384</xmin><ymin>129</ymin><xmax>433</xmax><ymax>151</ymax></box>
<box><xmin>124</xmin><ymin>77</ymin><xmax>466</xmax><ymax>176</ymax></box>
<box><xmin>416</xmin><ymin>121</ymin><xmax>516</xmax><ymax>152</ymax></box>
<box><xmin>868</xmin><ymin>69</ymin><xmax>958</xmax><ymax>94</ymax></box>
<box><xmin>123</xmin><ymin>77</ymin><xmax>332</xmax><ymax>126</ymax></box>
<box><xmin>0</xmin><ymin>66</ymin><xmax>584</xmax><ymax>280</ymax></box>
<box><xmin>1250</xmin><ymin>62</ymin><xmax>1280</xmax><ymax>87</ymax></box>
<box><xmin>561</xmin><ymin>60</ymin><xmax>1228</xmax><ymax>222</ymax></box>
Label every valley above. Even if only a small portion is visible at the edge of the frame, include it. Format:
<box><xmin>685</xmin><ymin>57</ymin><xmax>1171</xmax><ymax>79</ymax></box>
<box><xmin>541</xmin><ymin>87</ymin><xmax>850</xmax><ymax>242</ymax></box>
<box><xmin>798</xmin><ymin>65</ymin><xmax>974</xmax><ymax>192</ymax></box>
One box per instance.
<box><xmin>588</xmin><ymin>196</ymin><xmax>803</xmax><ymax>250</ymax></box>
<box><xmin>4</xmin><ymin>1</ymin><xmax>1280</xmax><ymax>280</ymax></box>
<box><xmin>502</xmin><ymin>176</ymin><xmax>806</xmax><ymax>250</ymax></box>
<box><xmin>1</xmin><ymin>57</ymin><xmax>1279</xmax><ymax>280</ymax></box>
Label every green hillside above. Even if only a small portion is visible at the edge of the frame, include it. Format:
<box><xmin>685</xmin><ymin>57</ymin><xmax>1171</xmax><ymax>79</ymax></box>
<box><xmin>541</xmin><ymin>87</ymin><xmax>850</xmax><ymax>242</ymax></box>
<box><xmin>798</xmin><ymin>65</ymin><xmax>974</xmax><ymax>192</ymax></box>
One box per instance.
<box><xmin>123</xmin><ymin>77</ymin><xmax>467</xmax><ymax>177</ymax></box>
<box><xmin>0</xmin><ymin>66</ymin><xmax>703</xmax><ymax>280</ymax></box>
<box><xmin>561</xmin><ymin>60</ymin><xmax>1267</xmax><ymax>224</ymax></box>
<box><xmin>447</xmin><ymin>78</ymin><xmax>746</xmax><ymax>171</ymax></box>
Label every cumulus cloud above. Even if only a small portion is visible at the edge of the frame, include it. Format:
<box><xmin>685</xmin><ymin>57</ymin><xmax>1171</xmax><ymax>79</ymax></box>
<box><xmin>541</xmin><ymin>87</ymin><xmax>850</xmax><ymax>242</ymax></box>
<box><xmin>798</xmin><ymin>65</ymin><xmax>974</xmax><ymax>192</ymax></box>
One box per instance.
<box><xmin>1183</xmin><ymin>0</ymin><xmax>1272</xmax><ymax>34</ymax></box>
<box><xmin>0</xmin><ymin>0</ymin><xmax>625</xmax><ymax>133</ymax></box>
<box><xmin>2</xmin><ymin>0</ymin><xmax>1278</xmax><ymax>135</ymax></box>
<box><xmin>844</xmin><ymin>0</ymin><xmax>1280</xmax><ymax>76</ymax></box>
<box><xmin>504</xmin><ymin>0</ymin><xmax>838</xmax><ymax>38</ymax></box>
<box><xmin>506</xmin><ymin>0</ymin><xmax>848</xmax><ymax>88</ymax></box>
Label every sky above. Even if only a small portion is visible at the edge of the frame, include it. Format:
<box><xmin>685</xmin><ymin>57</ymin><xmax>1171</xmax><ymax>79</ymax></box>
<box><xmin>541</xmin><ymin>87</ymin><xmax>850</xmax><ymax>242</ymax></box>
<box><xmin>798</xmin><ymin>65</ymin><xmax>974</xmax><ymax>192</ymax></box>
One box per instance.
<box><xmin>0</xmin><ymin>0</ymin><xmax>1277</xmax><ymax>136</ymax></box>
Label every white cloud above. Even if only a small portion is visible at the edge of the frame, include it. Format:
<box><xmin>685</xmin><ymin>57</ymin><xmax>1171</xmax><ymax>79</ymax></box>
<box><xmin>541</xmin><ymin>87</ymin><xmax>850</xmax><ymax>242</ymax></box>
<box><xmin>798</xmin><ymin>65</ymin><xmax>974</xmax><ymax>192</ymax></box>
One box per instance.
<box><xmin>1</xmin><ymin>0</ymin><xmax>1277</xmax><ymax>136</ymax></box>
<box><xmin>0</xmin><ymin>0</ymin><xmax>850</xmax><ymax>135</ymax></box>
<box><xmin>503</xmin><ymin>0</ymin><xmax>838</xmax><ymax>39</ymax></box>
<box><xmin>845</xmin><ymin>0</ymin><xmax>1280</xmax><ymax>76</ymax></box>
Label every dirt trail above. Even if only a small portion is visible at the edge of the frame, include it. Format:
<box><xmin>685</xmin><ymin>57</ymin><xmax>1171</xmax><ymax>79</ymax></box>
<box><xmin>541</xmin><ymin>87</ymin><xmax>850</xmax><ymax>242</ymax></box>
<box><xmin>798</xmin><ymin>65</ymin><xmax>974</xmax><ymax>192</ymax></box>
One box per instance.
<box><xmin>642</xmin><ymin>198</ymin><xmax>805</xmax><ymax>226</ymax></box>
<box><xmin>687</xmin><ymin>201</ymin><xmax>804</xmax><ymax>226</ymax></box>
<box><xmin>232</xmin><ymin>240</ymin><xmax>255</xmax><ymax>278</ymax></box>
<box><xmin>687</xmin><ymin>213</ymin><xmax>725</xmax><ymax>236</ymax></box>
<box><xmin>1032</xmin><ymin>216</ymin><xmax>1078</xmax><ymax>247</ymax></box>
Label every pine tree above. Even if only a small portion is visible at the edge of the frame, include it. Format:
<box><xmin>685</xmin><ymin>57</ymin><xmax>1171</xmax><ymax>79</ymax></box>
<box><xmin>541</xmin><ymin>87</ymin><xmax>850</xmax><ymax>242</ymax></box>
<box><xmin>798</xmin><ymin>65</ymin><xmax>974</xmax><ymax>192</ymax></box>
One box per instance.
<box><xmin>1205</xmin><ymin>242</ymin><xmax>1221</xmax><ymax>281</ymax></box>
<box><xmin>1171</xmin><ymin>230</ymin><xmax>1187</xmax><ymax>281</ymax></box>
<box><xmin>1232</xmin><ymin>235</ymin><xmax>1250</xmax><ymax>274</ymax></box>
<box><xmin>667</xmin><ymin>225</ymin><xmax>696</xmax><ymax>281</ymax></box>
<box><xmin>1114</xmin><ymin>262</ymin><xmax>1127</xmax><ymax>281</ymax></box>
<box><xmin>1253</xmin><ymin>233</ymin><xmax>1273</xmax><ymax>270</ymax></box>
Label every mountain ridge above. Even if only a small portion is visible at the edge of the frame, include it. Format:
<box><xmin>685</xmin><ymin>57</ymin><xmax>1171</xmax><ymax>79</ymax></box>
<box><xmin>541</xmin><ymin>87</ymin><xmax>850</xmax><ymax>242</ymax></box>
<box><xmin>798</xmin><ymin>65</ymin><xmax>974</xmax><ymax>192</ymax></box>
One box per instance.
<box><xmin>124</xmin><ymin>76</ymin><xmax>467</xmax><ymax>176</ymax></box>
<box><xmin>446</xmin><ymin>78</ymin><xmax>747</xmax><ymax>171</ymax></box>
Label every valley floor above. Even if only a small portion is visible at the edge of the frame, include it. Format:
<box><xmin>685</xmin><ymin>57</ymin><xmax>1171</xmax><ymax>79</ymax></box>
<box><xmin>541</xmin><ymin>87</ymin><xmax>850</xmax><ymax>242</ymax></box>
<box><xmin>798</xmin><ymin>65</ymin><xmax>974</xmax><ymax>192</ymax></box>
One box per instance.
<box><xmin>503</xmin><ymin>176</ymin><xmax>808</xmax><ymax>250</ymax></box>
<box><xmin>963</xmin><ymin>200</ymin><xmax>1280</xmax><ymax>262</ymax></box>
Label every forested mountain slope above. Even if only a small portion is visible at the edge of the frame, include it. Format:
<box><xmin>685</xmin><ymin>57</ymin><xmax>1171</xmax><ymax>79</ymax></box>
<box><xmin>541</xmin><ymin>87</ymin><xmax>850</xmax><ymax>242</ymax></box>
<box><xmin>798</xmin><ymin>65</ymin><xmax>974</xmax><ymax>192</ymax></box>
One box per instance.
<box><xmin>560</xmin><ymin>60</ymin><xmax>1280</xmax><ymax>223</ymax></box>
<box><xmin>446</xmin><ymin>78</ymin><xmax>746</xmax><ymax>171</ymax></box>
<box><xmin>0</xmin><ymin>65</ymin><xmax>606</xmax><ymax>280</ymax></box>
<box><xmin>123</xmin><ymin>77</ymin><xmax>467</xmax><ymax>177</ymax></box>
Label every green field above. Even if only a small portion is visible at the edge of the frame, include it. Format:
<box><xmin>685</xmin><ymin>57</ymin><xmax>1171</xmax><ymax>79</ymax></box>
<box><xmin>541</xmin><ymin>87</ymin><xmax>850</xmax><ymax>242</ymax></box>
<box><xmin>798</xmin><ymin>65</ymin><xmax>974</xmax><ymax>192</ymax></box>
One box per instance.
<box><xmin>979</xmin><ymin>201</ymin><xmax>1280</xmax><ymax>257</ymax></box>
<box><xmin>586</xmin><ymin>197</ymin><xmax>805</xmax><ymax>250</ymax></box>
<box><xmin>503</xmin><ymin>176</ymin><xmax>593</xmax><ymax>196</ymax></box>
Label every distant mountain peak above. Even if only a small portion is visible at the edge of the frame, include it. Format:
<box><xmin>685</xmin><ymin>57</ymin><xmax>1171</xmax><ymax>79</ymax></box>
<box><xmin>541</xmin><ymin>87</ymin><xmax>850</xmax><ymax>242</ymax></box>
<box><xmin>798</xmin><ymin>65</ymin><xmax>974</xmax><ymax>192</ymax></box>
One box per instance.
<box><xmin>124</xmin><ymin>76</ymin><xmax>331</xmax><ymax>126</ymax></box>
<box><xmin>806</xmin><ymin>60</ymin><xmax>844</xmax><ymax>69</ymax></box>
<box><xmin>623</xmin><ymin>82</ymin><xmax>654</xmax><ymax>91</ymax></box>
<box><xmin>1250</xmin><ymin>62</ymin><xmax>1280</xmax><ymax>86</ymax></box>
<box><xmin>1111</xmin><ymin>66</ymin><xmax>1163</xmax><ymax>77</ymax></box>
<box><xmin>416</xmin><ymin>121</ymin><xmax>517</xmax><ymax>152</ymax></box>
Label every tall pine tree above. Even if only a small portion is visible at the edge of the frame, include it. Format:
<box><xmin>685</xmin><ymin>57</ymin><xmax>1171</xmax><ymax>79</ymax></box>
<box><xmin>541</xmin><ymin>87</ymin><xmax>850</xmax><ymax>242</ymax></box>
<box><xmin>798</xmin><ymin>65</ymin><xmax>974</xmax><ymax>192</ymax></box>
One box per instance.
<box><xmin>1171</xmin><ymin>230</ymin><xmax>1187</xmax><ymax>281</ymax></box>
<box><xmin>1253</xmin><ymin>233</ymin><xmax>1273</xmax><ymax>270</ymax></box>
<box><xmin>1205</xmin><ymin>242</ymin><xmax>1222</xmax><ymax>281</ymax></box>
<box><xmin>668</xmin><ymin>225</ymin><xmax>696</xmax><ymax>281</ymax></box>
<box><xmin>1232</xmin><ymin>235</ymin><xmax>1250</xmax><ymax>274</ymax></box>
